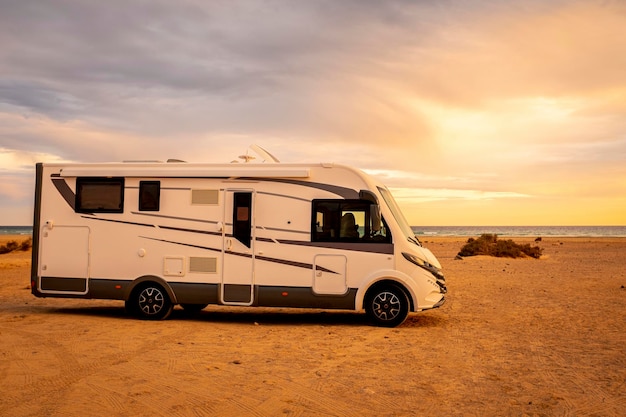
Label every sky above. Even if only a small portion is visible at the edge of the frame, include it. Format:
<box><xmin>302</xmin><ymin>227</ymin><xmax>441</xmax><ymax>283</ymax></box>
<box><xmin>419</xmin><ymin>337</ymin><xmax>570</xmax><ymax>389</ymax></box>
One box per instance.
<box><xmin>1</xmin><ymin>0</ymin><xmax>625</xmax><ymax>226</ymax></box>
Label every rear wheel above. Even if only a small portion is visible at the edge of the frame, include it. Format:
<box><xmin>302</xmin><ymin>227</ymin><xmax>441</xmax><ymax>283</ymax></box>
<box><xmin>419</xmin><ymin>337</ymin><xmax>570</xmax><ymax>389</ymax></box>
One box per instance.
<box><xmin>365</xmin><ymin>284</ymin><xmax>410</xmax><ymax>327</ymax></box>
<box><xmin>131</xmin><ymin>283</ymin><xmax>173</xmax><ymax>320</ymax></box>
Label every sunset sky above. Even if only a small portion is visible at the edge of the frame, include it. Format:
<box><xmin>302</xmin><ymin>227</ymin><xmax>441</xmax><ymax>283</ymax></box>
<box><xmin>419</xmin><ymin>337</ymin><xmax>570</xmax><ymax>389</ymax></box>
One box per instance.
<box><xmin>1</xmin><ymin>0</ymin><xmax>625</xmax><ymax>226</ymax></box>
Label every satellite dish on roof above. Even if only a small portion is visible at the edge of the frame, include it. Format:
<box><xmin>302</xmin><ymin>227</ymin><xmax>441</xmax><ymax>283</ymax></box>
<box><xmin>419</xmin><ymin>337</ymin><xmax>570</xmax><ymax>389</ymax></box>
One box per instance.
<box><xmin>238</xmin><ymin>154</ymin><xmax>256</xmax><ymax>163</ymax></box>
<box><xmin>232</xmin><ymin>144</ymin><xmax>280</xmax><ymax>163</ymax></box>
<box><xmin>250</xmin><ymin>144</ymin><xmax>280</xmax><ymax>163</ymax></box>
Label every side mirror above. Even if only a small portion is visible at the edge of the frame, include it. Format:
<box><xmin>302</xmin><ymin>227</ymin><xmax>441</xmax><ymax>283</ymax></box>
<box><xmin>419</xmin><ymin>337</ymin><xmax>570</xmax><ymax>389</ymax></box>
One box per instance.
<box><xmin>359</xmin><ymin>190</ymin><xmax>378</xmax><ymax>204</ymax></box>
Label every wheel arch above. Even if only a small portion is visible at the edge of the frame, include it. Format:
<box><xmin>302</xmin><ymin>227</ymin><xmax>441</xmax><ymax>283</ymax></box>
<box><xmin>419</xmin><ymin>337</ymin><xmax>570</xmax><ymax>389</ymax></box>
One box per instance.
<box><xmin>355</xmin><ymin>271</ymin><xmax>417</xmax><ymax>312</ymax></box>
<box><xmin>124</xmin><ymin>275</ymin><xmax>178</xmax><ymax>304</ymax></box>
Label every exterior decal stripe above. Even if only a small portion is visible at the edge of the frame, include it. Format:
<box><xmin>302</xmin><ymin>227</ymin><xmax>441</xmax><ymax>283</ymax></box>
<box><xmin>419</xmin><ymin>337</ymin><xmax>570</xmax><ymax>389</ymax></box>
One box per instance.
<box><xmin>277</xmin><ymin>239</ymin><xmax>394</xmax><ymax>255</ymax></box>
<box><xmin>256</xmin><ymin>225</ymin><xmax>309</xmax><ymax>235</ymax></box>
<box><xmin>131</xmin><ymin>211</ymin><xmax>219</xmax><ymax>225</ymax></box>
<box><xmin>52</xmin><ymin>178</ymin><xmax>76</xmax><ymax>210</ymax></box>
<box><xmin>81</xmin><ymin>216</ymin><xmax>156</xmax><ymax>229</ymax></box>
<box><xmin>242</xmin><ymin>178</ymin><xmax>359</xmax><ymax>199</ymax></box>
<box><xmin>140</xmin><ymin>236</ymin><xmax>222</xmax><ymax>254</ymax></box>
<box><xmin>76</xmin><ymin>215</ymin><xmax>391</xmax><ymax>255</ymax></box>
<box><xmin>159</xmin><ymin>225</ymin><xmax>222</xmax><ymax>237</ymax></box>
<box><xmin>139</xmin><ymin>236</ymin><xmax>337</xmax><ymax>273</ymax></box>
<box><xmin>256</xmin><ymin>190</ymin><xmax>310</xmax><ymax>202</ymax></box>
<box><xmin>255</xmin><ymin>254</ymin><xmax>337</xmax><ymax>273</ymax></box>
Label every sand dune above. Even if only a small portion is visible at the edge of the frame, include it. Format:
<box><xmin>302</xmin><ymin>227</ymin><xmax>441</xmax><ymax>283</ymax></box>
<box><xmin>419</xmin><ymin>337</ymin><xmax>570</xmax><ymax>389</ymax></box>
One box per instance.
<box><xmin>1</xmin><ymin>235</ymin><xmax>625</xmax><ymax>416</ymax></box>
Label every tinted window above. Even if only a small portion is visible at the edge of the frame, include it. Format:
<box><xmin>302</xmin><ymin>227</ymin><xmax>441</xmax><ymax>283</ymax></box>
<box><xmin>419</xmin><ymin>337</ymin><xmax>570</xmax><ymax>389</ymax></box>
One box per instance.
<box><xmin>75</xmin><ymin>177</ymin><xmax>124</xmax><ymax>213</ymax></box>
<box><xmin>312</xmin><ymin>200</ymin><xmax>391</xmax><ymax>243</ymax></box>
<box><xmin>139</xmin><ymin>181</ymin><xmax>160</xmax><ymax>211</ymax></box>
<box><xmin>233</xmin><ymin>192</ymin><xmax>252</xmax><ymax>247</ymax></box>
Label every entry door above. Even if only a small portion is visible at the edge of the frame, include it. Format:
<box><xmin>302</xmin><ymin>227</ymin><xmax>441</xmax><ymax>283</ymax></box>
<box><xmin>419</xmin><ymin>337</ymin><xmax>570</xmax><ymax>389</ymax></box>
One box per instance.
<box><xmin>221</xmin><ymin>190</ymin><xmax>255</xmax><ymax>305</ymax></box>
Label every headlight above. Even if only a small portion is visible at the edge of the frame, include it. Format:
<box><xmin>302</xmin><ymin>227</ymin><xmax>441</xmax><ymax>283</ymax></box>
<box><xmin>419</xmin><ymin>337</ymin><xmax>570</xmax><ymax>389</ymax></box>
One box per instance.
<box><xmin>402</xmin><ymin>252</ymin><xmax>446</xmax><ymax>283</ymax></box>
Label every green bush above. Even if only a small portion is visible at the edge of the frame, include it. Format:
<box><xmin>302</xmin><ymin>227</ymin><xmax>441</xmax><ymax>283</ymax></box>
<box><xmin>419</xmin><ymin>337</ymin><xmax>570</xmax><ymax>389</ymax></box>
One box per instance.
<box><xmin>458</xmin><ymin>234</ymin><xmax>543</xmax><ymax>259</ymax></box>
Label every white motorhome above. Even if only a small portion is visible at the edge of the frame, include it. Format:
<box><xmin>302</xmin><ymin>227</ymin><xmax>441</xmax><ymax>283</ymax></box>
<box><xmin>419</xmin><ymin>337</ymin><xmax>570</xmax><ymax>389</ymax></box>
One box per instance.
<box><xmin>31</xmin><ymin>156</ymin><xmax>446</xmax><ymax>327</ymax></box>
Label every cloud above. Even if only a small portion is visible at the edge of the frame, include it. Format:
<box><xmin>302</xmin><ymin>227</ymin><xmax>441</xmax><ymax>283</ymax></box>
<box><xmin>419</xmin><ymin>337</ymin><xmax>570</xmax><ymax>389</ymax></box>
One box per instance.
<box><xmin>364</xmin><ymin>168</ymin><xmax>493</xmax><ymax>190</ymax></box>
<box><xmin>396</xmin><ymin>1</ymin><xmax>626</xmax><ymax>104</ymax></box>
<box><xmin>0</xmin><ymin>0</ymin><xmax>625</xmax><ymax>225</ymax></box>
<box><xmin>390</xmin><ymin>187</ymin><xmax>530</xmax><ymax>203</ymax></box>
<box><xmin>363</xmin><ymin>169</ymin><xmax>531</xmax><ymax>205</ymax></box>
<box><xmin>0</xmin><ymin>172</ymin><xmax>33</xmax><ymax>203</ymax></box>
<box><xmin>2</xmin><ymin>1</ymin><xmax>624</xmax><ymax>133</ymax></box>
<box><xmin>0</xmin><ymin>147</ymin><xmax>67</xmax><ymax>172</ymax></box>
<box><xmin>0</xmin><ymin>80</ymin><xmax>84</xmax><ymax>120</ymax></box>
<box><xmin>0</xmin><ymin>0</ymin><xmax>444</xmax><ymax>145</ymax></box>
<box><xmin>4</xmin><ymin>1</ymin><xmax>614</xmax><ymax>150</ymax></box>
<box><xmin>0</xmin><ymin>148</ymin><xmax>41</xmax><ymax>209</ymax></box>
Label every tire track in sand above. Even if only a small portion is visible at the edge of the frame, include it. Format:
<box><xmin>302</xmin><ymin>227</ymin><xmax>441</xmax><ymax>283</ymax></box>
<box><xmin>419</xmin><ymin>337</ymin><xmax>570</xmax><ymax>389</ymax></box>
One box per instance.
<box><xmin>528</xmin><ymin>339</ymin><xmax>621</xmax><ymax>416</ymax></box>
<box><xmin>0</xmin><ymin>324</ymin><xmax>197</xmax><ymax>416</ymax></box>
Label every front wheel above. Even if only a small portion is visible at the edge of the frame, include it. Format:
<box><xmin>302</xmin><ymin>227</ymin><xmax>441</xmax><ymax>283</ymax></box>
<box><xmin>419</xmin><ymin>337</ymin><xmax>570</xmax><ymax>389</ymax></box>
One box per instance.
<box><xmin>365</xmin><ymin>285</ymin><xmax>410</xmax><ymax>327</ymax></box>
<box><xmin>131</xmin><ymin>284</ymin><xmax>173</xmax><ymax>320</ymax></box>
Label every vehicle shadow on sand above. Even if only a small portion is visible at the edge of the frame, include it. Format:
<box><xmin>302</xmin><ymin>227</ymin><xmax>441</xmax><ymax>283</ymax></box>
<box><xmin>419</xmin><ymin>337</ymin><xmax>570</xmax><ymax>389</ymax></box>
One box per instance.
<box><xmin>41</xmin><ymin>304</ymin><xmax>446</xmax><ymax>328</ymax></box>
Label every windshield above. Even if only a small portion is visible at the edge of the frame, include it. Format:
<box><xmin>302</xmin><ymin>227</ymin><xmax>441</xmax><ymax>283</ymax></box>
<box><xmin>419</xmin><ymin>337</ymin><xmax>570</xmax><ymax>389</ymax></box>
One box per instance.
<box><xmin>378</xmin><ymin>186</ymin><xmax>420</xmax><ymax>245</ymax></box>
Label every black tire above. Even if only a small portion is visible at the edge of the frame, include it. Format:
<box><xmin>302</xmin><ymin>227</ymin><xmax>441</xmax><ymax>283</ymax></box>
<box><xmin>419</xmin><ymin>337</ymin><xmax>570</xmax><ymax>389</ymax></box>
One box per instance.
<box><xmin>181</xmin><ymin>303</ymin><xmax>209</xmax><ymax>313</ymax></box>
<box><xmin>131</xmin><ymin>283</ymin><xmax>173</xmax><ymax>320</ymax></box>
<box><xmin>124</xmin><ymin>298</ymin><xmax>137</xmax><ymax>315</ymax></box>
<box><xmin>365</xmin><ymin>284</ymin><xmax>410</xmax><ymax>327</ymax></box>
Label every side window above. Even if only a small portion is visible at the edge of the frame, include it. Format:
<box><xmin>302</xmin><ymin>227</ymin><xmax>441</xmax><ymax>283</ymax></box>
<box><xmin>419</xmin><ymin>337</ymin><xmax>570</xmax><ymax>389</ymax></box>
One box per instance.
<box><xmin>313</xmin><ymin>201</ymin><xmax>340</xmax><ymax>241</ymax></box>
<box><xmin>139</xmin><ymin>181</ymin><xmax>160</xmax><ymax>211</ymax></box>
<box><xmin>75</xmin><ymin>177</ymin><xmax>124</xmax><ymax>213</ymax></box>
<box><xmin>312</xmin><ymin>200</ymin><xmax>391</xmax><ymax>243</ymax></box>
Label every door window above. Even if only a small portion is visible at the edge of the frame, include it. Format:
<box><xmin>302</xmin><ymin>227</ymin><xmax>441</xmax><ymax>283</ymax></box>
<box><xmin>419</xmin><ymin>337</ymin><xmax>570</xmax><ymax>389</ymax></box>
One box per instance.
<box><xmin>233</xmin><ymin>192</ymin><xmax>252</xmax><ymax>247</ymax></box>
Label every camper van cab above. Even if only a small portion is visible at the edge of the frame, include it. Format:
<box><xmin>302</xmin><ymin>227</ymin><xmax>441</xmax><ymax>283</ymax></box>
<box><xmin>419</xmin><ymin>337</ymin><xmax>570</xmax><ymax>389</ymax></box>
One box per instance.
<box><xmin>31</xmin><ymin>160</ymin><xmax>446</xmax><ymax>327</ymax></box>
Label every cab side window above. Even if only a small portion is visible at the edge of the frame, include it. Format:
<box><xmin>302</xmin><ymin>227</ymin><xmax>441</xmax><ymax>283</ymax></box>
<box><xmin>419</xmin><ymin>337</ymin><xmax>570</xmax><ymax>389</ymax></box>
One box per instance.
<box><xmin>312</xmin><ymin>200</ymin><xmax>391</xmax><ymax>243</ymax></box>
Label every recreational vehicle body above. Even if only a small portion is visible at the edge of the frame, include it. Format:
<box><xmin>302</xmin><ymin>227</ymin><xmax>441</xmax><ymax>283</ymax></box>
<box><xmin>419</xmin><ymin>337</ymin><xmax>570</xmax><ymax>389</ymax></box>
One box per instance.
<box><xmin>31</xmin><ymin>161</ymin><xmax>446</xmax><ymax>327</ymax></box>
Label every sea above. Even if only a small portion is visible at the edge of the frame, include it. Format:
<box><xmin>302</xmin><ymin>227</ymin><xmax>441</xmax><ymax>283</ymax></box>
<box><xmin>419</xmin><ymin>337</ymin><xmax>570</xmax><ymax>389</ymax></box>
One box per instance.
<box><xmin>0</xmin><ymin>226</ymin><xmax>34</xmax><ymax>236</ymax></box>
<box><xmin>412</xmin><ymin>225</ymin><xmax>626</xmax><ymax>238</ymax></box>
<box><xmin>2</xmin><ymin>225</ymin><xmax>626</xmax><ymax>237</ymax></box>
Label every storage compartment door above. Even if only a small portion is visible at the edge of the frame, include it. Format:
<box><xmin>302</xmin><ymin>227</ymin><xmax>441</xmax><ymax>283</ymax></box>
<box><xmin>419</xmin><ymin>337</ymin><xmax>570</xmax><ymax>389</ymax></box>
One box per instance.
<box><xmin>313</xmin><ymin>255</ymin><xmax>347</xmax><ymax>295</ymax></box>
<box><xmin>39</xmin><ymin>226</ymin><xmax>90</xmax><ymax>295</ymax></box>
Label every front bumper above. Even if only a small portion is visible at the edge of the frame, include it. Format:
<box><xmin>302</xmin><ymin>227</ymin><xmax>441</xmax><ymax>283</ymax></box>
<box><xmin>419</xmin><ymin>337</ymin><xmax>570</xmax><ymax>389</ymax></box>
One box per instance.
<box><xmin>432</xmin><ymin>296</ymin><xmax>446</xmax><ymax>309</ymax></box>
<box><xmin>436</xmin><ymin>279</ymin><xmax>447</xmax><ymax>294</ymax></box>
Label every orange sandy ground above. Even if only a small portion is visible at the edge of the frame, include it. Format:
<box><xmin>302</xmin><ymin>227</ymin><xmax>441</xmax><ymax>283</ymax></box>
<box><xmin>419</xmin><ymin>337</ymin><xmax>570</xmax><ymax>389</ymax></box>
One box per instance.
<box><xmin>1</xmin><ymin>235</ymin><xmax>625</xmax><ymax>416</ymax></box>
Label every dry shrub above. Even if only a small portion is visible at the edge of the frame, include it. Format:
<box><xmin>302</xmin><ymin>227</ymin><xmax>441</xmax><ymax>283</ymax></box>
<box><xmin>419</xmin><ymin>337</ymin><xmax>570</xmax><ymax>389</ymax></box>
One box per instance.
<box><xmin>19</xmin><ymin>238</ymin><xmax>32</xmax><ymax>251</ymax></box>
<box><xmin>0</xmin><ymin>238</ymin><xmax>32</xmax><ymax>254</ymax></box>
<box><xmin>458</xmin><ymin>234</ymin><xmax>543</xmax><ymax>259</ymax></box>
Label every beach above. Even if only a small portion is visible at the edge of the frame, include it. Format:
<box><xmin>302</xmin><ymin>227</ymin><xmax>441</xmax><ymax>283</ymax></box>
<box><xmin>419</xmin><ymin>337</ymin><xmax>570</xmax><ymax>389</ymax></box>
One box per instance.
<box><xmin>1</xmin><ymin>235</ymin><xmax>625</xmax><ymax>416</ymax></box>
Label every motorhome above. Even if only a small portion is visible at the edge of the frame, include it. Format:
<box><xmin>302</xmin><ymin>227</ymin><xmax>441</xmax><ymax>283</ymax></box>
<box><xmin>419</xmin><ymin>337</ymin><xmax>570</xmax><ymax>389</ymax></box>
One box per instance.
<box><xmin>31</xmin><ymin>154</ymin><xmax>446</xmax><ymax>327</ymax></box>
